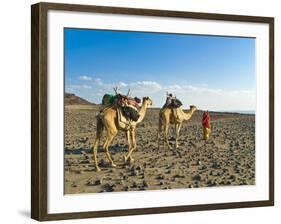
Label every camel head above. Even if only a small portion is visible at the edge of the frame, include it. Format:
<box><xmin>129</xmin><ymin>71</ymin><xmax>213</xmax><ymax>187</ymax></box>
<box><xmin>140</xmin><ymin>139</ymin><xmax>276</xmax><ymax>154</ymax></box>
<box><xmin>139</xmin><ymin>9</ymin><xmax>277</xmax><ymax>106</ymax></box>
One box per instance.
<box><xmin>142</xmin><ymin>97</ymin><xmax>153</xmax><ymax>107</ymax></box>
<box><xmin>190</xmin><ymin>105</ymin><xmax>197</xmax><ymax>112</ymax></box>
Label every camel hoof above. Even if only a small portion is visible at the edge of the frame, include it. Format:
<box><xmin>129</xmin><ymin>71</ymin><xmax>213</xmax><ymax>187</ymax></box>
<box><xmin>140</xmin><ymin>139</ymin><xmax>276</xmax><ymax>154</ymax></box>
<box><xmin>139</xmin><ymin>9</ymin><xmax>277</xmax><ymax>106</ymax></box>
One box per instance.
<box><xmin>96</xmin><ymin>167</ymin><xmax>101</xmax><ymax>172</ymax></box>
<box><xmin>129</xmin><ymin>158</ymin><xmax>135</xmax><ymax>163</ymax></box>
<box><xmin>111</xmin><ymin>163</ymin><xmax>117</xmax><ymax>167</ymax></box>
<box><xmin>123</xmin><ymin>155</ymin><xmax>127</xmax><ymax>162</ymax></box>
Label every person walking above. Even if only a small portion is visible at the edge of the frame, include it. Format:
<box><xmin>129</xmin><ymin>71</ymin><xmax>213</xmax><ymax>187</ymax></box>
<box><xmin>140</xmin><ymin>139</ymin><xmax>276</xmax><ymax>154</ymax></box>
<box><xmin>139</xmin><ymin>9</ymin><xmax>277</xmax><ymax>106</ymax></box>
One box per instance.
<box><xmin>202</xmin><ymin>111</ymin><xmax>211</xmax><ymax>140</ymax></box>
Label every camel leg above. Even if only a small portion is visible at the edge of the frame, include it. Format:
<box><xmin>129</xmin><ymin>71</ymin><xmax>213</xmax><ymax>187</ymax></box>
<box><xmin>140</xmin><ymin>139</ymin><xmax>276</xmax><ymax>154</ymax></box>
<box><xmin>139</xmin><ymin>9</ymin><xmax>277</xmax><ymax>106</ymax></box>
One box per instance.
<box><xmin>157</xmin><ymin>118</ymin><xmax>162</xmax><ymax>150</ymax></box>
<box><xmin>93</xmin><ymin>138</ymin><xmax>101</xmax><ymax>172</ymax></box>
<box><xmin>124</xmin><ymin>131</ymin><xmax>132</xmax><ymax>162</ymax></box>
<box><xmin>164</xmin><ymin>124</ymin><xmax>172</xmax><ymax>150</ymax></box>
<box><xmin>175</xmin><ymin>123</ymin><xmax>182</xmax><ymax>149</ymax></box>
<box><xmin>125</xmin><ymin>130</ymin><xmax>136</xmax><ymax>162</ymax></box>
<box><xmin>130</xmin><ymin>131</ymin><xmax>137</xmax><ymax>162</ymax></box>
<box><xmin>92</xmin><ymin>117</ymin><xmax>104</xmax><ymax>171</ymax></box>
<box><xmin>103</xmin><ymin>131</ymin><xmax>117</xmax><ymax>167</ymax></box>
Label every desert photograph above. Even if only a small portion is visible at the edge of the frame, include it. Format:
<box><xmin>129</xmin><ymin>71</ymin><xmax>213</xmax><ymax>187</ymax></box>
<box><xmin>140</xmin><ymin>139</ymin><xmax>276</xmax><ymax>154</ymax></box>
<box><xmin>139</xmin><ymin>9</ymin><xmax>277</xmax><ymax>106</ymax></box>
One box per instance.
<box><xmin>64</xmin><ymin>28</ymin><xmax>256</xmax><ymax>194</ymax></box>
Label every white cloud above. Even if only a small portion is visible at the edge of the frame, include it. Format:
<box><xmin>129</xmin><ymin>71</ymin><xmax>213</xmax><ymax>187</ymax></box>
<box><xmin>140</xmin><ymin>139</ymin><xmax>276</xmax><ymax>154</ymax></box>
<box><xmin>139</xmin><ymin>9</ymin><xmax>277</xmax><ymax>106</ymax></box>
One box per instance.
<box><xmin>66</xmin><ymin>77</ymin><xmax>255</xmax><ymax>111</ymax></box>
<box><xmin>66</xmin><ymin>84</ymin><xmax>91</xmax><ymax>92</ymax></box>
<box><xmin>118</xmin><ymin>82</ymin><xmax>127</xmax><ymax>88</ymax></box>
<box><xmin>183</xmin><ymin>85</ymin><xmax>222</xmax><ymax>94</ymax></box>
<box><xmin>128</xmin><ymin>81</ymin><xmax>162</xmax><ymax>93</ymax></box>
<box><xmin>94</xmin><ymin>78</ymin><xmax>105</xmax><ymax>86</ymax></box>
<box><xmin>82</xmin><ymin>85</ymin><xmax>91</xmax><ymax>89</ymax></box>
<box><xmin>166</xmin><ymin>84</ymin><xmax>182</xmax><ymax>90</ymax></box>
<box><xmin>79</xmin><ymin>75</ymin><xmax>92</xmax><ymax>81</ymax></box>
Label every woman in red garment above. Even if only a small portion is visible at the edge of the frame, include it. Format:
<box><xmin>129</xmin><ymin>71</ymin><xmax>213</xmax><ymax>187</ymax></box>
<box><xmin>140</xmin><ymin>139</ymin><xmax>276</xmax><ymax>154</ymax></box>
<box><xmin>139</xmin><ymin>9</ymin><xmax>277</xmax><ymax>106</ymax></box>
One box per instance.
<box><xmin>202</xmin><ymin>111</ymin><xmax>211</xmax><ymax>140</ymax></box>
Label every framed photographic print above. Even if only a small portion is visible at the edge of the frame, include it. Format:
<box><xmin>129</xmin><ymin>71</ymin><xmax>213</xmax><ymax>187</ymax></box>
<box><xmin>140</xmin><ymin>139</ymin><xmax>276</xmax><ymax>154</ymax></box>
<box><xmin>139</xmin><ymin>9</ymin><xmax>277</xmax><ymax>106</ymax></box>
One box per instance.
<box><xmin>31</xmin><ymin>2</ymin><xmax>274</xmax><ymax>221</ymax></box>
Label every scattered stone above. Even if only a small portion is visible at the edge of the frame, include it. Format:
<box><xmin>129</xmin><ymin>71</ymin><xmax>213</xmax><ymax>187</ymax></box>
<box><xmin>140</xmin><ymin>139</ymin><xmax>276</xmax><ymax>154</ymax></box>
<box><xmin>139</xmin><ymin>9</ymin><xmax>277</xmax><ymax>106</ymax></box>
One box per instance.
<box><xmin>207</xmin><ymin>180</ymin><xmax>217</xmax><ymax>187</ymax></box>
<box><xmin>173</xmin><ymin>174</ymin><xmax>185</xmax><ymax>179</ymax></box>
<box><xmin>124</xmin><ymin>186</ymin><xmax>130</xmax><ymax>191</ymax></box>
<box><xmin>65</xmin><ymin>158</ymin><xmax>73</xmax><ymax>166</ymax></box>
<box><xmin>211</xmin><ymin>161</ymin><xmax>221</xmax><ymax>169</ymax></box>
<box><xmin>87</xmin><ymin>178</ymin><xmax>103</xmax><ymax>186</ymax></box>
<box><xmin>130</xmin><ymin>168</ymin><xmax>139</xmax><ymax>176</ymax></box>
<box><xmin>194</xmin><ymin>181</ymin><xmax>200</xmax><ymax>187</ymax></box>
<box><xmin>79</xmin><ymin>137</ymin><xmax>88</xmax><ymax>143</ymax></box>
<box><xmin>132</xmin><ymin>181</ymin><xmax>138</xmax><ymax>188</ymax></box>
<box><xmin>177</xmin><ymin>152</ymin><xmax>183</xmax><ymax>158</ymax></box>
<box><xmin>192</xmin><ymin>174</ymin><xmax>201</xmax><ymax>181</ymax></box>
<box><xmin>99</xmin><ymin>159</ymin><xmax>106</xmax><ymax>167</ymax></box>
<box><xmin>79</xmin><ymin>159</ymin><xmax>90</xmax><ymax>164</ymax></box>
<box><xmin>117</xmin><ymin>179</ymin><xmax>124</xmax><ymax>185</ymax></box>
<box><xmin>242</xmin><ymin>180</ymin><xmax>249</xmax><ymax>185</ymax></box>
<box><xmin>190</xmin><ymin>141</ymin><xmax>197</xmax><ymax>147</ymax></box>
<box><xmin>165</xmin><ymin>170</ymin><xmax>171</xmax><ymax>174</ymax></box>
<box><xmin>156</xmin><ymin>174</ymin><xmax>165</xmax><ymax>180</ymax></box>
<box><xmin>135</xmin><ymin>164</ymin><xmax>143</xmax><ymax>171</ymax></box>
<box><xmin>169</xmin><ymin>136</ymin><xmax>176</xmax><ymax>141</ymax></box>
<box><xmin>143</xmin><ymin>180</ymin><xmax>149</xmax><ymax>188</ymax></box>
<box><xmin>226</xmin><ymin>181</ymin><xmax>231</xmax><ymax>185</ymax></box>
<box><xmin>103</xmin><ymin>183</ymin><xmax>115</xmax><ymax>192</ymax></box>
<box><xmin>199</xmin><ymin>165</ymin><xmax>207</xmax><ymax>170</ymax></box>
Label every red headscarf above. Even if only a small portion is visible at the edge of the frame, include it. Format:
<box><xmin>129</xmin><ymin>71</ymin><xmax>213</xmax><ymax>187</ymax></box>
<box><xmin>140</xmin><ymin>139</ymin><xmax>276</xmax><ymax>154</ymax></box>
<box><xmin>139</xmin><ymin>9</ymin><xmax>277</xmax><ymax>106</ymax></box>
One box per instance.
<box><xmin>202</xmin><ymin>111</ymin><xmax>211</xmax><ymax>129</ymax></box>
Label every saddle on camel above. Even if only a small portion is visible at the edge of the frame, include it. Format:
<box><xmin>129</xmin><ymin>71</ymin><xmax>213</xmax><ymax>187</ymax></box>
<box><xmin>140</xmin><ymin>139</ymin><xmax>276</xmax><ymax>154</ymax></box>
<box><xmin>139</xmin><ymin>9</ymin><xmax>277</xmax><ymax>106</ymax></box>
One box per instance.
<box><xmin>163</xmin><ymin>92</ymin><xmax>183</xmax><ymax>109</ymax></box>
<box><xmin>101</xmin><ymin>88</ymin><xmax>141</xmax><ymax>123</ymax></box>
<box><xmin>161</xmin><ymin>92</ymin><xmax>183</xmax><ymax>121</ymax></box>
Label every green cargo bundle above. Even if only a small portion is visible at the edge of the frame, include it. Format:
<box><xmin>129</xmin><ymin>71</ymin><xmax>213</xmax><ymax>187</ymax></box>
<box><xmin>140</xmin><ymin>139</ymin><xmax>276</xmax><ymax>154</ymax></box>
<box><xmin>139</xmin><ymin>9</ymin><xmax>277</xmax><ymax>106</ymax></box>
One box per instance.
<box><xmin>102</xmin><ymin>94</ymin><xmax>117</xmax><ymax>106</ymax></box>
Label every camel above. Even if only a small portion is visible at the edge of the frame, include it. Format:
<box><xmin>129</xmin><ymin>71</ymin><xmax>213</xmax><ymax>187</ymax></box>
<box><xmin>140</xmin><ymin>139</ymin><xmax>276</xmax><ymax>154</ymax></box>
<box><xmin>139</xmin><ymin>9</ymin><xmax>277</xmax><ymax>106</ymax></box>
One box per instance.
<box><xmin>92</xmin><ymin>97</ymin><xmax>152</xmax><ymax>171</ymax></box>
<box><xmin>158</xmin><ymin>105</ymin><xmax>197</xmax><ymax>149</ymax></box>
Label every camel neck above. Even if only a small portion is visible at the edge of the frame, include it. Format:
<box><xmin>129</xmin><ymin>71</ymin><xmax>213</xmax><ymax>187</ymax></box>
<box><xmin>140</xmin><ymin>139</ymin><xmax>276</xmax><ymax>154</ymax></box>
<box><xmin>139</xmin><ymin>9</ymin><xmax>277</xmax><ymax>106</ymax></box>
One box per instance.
<box><xmin>183</xmin><ymin>108</ymin><xmax>195</xmax><ymax>120</ymax></box>
<box><xmin>137</xmin><ymin>101</ymin><xmax>148</xmax><ymax>123</ymax></box>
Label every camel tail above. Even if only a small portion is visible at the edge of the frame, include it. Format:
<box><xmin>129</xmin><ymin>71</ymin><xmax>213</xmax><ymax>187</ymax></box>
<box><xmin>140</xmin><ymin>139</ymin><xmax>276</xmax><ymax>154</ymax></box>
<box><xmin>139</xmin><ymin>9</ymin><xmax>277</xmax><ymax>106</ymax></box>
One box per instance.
<box><xmin>93</xmin><ymin>115</ymin><xmax>105</xmax><ymax>170</ymax></box>
<box><xmin>95</xmin><ymin>115</ymin><xmax>104</xmax><ymax>139</ymax></box>
<box><xmin>158</xmin><ymin>112</ymin><xmax>162</xmax><ymax>133</ymax></box>
<box><xmin>157</xmin><ymin>111</ymin><xmax>163</xmax><ymax>149</ymax></box>
<box><xmin>93</xmin><ymin>115</ymin><xmax>105</xmax><ymax>150</ymax></box>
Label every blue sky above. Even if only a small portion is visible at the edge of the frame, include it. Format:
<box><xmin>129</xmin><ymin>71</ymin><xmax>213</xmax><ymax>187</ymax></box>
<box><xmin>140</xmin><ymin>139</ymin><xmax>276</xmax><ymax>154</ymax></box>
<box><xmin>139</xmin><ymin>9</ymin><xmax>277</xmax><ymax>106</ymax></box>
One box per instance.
<box><xmin>65</xmin><ymin>28</ymin><xmax>256</xmax><ymax>111</ymax></box>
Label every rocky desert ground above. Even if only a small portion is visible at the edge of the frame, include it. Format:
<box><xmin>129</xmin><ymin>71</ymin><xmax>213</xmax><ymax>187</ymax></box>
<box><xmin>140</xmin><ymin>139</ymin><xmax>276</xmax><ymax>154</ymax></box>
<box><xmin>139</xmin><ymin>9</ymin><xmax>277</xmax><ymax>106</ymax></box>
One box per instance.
<box><xmin>64</xmin><ymin>101</ymin><xmax>255</xmax><ymax>194</ymax></box>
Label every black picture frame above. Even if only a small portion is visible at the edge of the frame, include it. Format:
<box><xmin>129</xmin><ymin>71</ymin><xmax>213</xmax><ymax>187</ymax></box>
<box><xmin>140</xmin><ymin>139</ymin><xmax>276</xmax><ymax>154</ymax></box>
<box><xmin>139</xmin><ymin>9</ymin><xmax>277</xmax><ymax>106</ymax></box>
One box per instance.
<box><xmin>31</xmin><ymin>2</ymin><xmax>274</xmax><ymax>221</ymax></box>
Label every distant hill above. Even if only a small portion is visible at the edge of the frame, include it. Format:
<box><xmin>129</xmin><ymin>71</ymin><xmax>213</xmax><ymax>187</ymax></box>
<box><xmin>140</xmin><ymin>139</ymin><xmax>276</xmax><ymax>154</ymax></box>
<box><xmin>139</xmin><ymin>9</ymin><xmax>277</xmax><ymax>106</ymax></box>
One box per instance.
<box><xmin>65</xmin><ymin>93</ymin><xmax>94</xmax><ymax>105</ymax></box>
